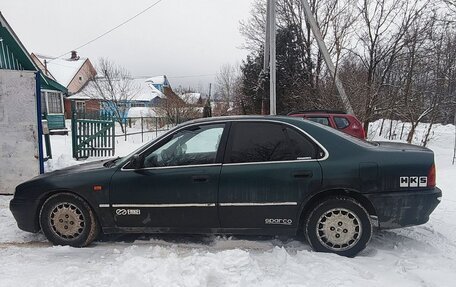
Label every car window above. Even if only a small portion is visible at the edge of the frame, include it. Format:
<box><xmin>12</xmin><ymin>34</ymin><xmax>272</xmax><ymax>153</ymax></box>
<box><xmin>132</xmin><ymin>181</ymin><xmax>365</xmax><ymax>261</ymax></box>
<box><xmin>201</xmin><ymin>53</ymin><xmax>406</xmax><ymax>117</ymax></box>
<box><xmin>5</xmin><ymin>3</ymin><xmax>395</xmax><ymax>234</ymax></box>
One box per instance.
<box><xmin>226</xmin><ymin>122</ymin><xmax>317</xmax><ymax>163</ymax></box>
<box><xmin>308</xmin><ymin>117</ymin><xmax>330</xmax><ymax>126</ymax></box>
<box><xmin>143</xmin><ymin>124</ymin><xmax>225</xmax><ymax>168</ymax></box>
<box><xmin>334</xmin><ymin>117</ymin><xmax>350</xmax><ymax>129</ymax></box>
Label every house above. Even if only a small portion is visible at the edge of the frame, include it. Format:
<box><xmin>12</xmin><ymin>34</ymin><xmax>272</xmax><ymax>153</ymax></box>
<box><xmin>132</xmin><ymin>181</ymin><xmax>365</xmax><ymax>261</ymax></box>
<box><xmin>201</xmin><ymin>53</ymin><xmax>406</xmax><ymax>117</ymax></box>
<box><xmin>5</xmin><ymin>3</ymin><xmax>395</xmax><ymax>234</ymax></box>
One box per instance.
<box><xmin>68</xmin><ymin>76</ymin><xmax>167</xmax><ymax>120</ymax></box>
<box><xmin>146</xmin><ymin>75</ymin><xmax>171</xmax><ymax>93</ymax></box>
<box><xmin>0</xmin><ymin>11</ymin><xmax>62</xmax><ymax>192</ymax></box>
<box><xmin>66</xmin><ymin>75</ymin><xmax>188</xmax><ymax>124</ymax></box>
<box><xmin>179</xmin><ymin>92</ymin><xmax>204</xmax><ymax>106</ymax></box>
<box><xmin>31</xmin><ymin>51</ymin><xmax>97</xmax><ymax>121</ymax></box>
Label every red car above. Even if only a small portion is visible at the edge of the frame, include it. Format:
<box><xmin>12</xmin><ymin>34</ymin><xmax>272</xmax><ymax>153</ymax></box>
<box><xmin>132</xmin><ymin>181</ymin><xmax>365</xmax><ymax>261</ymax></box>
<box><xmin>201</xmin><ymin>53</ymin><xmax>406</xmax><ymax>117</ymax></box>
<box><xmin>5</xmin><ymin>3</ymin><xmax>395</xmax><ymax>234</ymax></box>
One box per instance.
<box><xmin>288</xmin><ymin>110</ymin><xmax>366</xmax><ymax>139</ymax></box>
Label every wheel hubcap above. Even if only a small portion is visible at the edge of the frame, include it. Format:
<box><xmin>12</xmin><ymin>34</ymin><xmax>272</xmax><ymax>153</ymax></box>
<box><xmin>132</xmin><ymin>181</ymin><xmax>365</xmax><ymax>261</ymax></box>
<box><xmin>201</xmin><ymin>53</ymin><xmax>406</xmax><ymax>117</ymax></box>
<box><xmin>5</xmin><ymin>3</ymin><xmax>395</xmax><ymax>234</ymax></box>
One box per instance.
<box><xmin>50</xmin><ymin>202</ymin><xmax>85</xmax><ymax>239</ymax></box>
<box><xmin>316</xmin><ymin>208</ymin><xmax>362</xmax><ymax>251</ymax></box>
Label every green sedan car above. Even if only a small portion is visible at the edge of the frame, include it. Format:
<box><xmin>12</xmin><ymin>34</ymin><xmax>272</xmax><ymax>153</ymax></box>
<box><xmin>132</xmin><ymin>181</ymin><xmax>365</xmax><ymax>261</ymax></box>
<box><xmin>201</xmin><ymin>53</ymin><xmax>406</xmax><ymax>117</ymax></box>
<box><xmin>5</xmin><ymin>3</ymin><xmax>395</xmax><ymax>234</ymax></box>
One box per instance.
<box><xmin>10</xmin><ymin>116</ymin><xmax>442</xmax><ymax>257</ymax></box>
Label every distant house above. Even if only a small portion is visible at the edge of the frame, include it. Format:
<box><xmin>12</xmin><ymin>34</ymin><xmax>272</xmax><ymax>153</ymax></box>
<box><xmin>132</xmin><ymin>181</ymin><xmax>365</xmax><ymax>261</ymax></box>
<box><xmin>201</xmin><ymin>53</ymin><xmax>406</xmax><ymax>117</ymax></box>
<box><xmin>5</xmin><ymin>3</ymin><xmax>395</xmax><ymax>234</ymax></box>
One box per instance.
<box><xmin>66</xmin><ymin>75</ymin><xmax>187</xmax><ymax>123</ymax></box>
<box><xmin>69</xmin><ymin>77</ymin><xmax>167</xmax><ymax>120</ymax></box>
<box><xmin>179</xmin><ymin>92</ymin><xmax>204</xmax><ymax>106</ymax></box>
<box><xmin>31</xmin><ymin>51</ymin><xmax>97</xmax><ymax>120</ymax></box>
<box><xmin>130</xmin><ymin>77</ymin><xmax>167</xmax><ymax>107</ymax></box>
<box><xmin>146</xmin><ymin>75</ymin><xmax>171</xmax><ymax>93</ymax></box>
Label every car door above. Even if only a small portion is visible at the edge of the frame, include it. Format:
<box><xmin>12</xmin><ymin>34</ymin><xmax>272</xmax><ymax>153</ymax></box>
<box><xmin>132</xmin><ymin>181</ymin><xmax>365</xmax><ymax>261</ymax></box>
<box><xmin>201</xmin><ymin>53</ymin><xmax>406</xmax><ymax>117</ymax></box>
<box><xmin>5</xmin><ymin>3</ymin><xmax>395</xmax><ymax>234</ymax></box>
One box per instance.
<box><xmin>110</xmin><ymin>122</ymin><xmax>228</xmax><ymax>229</ymax></box>
<box><xmin>218</xmin><ymin>121</ymin><xmax>323</xmax><ymax>231</ymax></box>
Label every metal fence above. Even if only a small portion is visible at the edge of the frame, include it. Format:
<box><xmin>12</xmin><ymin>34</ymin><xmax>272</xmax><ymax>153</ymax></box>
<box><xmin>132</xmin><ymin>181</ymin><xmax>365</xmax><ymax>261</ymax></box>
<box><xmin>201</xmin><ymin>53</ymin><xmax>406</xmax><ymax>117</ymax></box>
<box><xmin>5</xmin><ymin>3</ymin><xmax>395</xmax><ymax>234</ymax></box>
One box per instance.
<box><xmin>71</xmin><ymin>110</ymin><xmax>115</xmax><ymax>159</ymax></box>
<box><xmin>117</xmin><ymin>116</ymin><xmax>178</xmax><ymax>142</ymax></box>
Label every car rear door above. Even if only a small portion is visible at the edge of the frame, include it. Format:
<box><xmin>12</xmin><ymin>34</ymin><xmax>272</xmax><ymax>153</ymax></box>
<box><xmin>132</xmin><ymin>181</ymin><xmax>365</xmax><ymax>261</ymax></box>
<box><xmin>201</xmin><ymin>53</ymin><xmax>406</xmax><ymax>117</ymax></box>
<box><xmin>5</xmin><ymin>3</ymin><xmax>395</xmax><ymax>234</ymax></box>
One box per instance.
<box><xmin>110</xmin><ymin>123</ymin><xmax>228</xmax><ymax>229</ymax></box>
<box><xmin>218</xmin><ymin>121</ymin><xmax>323</xmax><ymax>231</ymax></box>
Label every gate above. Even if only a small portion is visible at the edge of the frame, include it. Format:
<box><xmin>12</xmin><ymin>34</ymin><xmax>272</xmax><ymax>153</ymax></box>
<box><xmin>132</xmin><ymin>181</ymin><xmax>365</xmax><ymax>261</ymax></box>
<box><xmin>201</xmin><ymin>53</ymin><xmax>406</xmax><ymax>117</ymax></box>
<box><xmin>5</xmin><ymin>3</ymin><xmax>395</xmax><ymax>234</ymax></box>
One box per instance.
<box><xmin>71</xmin><ymin>110</ymin><xmax>115</xmax><ymax>159</ymax></box>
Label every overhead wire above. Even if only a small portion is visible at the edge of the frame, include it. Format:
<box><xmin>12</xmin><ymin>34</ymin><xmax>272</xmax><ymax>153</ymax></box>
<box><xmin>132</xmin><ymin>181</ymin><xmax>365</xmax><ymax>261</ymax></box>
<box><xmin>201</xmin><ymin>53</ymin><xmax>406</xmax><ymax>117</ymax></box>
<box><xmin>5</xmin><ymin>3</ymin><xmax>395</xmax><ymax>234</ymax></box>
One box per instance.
<box><xmin>49</xmin><ymin>0</ymin><xmax>165</xmax><ymax>61</ymax></box>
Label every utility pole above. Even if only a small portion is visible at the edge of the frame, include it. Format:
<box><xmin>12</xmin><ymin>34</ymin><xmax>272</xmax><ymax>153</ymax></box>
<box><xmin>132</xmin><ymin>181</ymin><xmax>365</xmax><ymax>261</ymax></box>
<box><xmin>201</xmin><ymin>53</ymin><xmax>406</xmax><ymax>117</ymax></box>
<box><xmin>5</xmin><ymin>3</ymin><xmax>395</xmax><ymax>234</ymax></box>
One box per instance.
<box><xmin>208</xmin><ymin>83</ymin><xmax>212</xmax><ymax>99</ymax></box>
<box><xmin>264</xmin><ymin>0</ymin><xmax>277</xmax><ymax>115</ymax></box>
<box><xmin>264</xmin><ymin>0</ymin><xmax>354</xmax><ymax>115</ymax></box>
<box><xmin>269</xmin><ymin>0</ymin><xmax>277</xmax><ymax>115</ymax></box>
<box><xmin>453</xmin><ymin>111</ymin><xmax>456</xmax><ymax>165</ymax></box>
<box><xmin>299</xmin><ymin>0</ymin><xmax>354</xmax><ymax>114</ymax></box>
<box><xmin>263</xmin><ymin>0</ymin><xmax>271</xmax><ymax>70</ymax></box>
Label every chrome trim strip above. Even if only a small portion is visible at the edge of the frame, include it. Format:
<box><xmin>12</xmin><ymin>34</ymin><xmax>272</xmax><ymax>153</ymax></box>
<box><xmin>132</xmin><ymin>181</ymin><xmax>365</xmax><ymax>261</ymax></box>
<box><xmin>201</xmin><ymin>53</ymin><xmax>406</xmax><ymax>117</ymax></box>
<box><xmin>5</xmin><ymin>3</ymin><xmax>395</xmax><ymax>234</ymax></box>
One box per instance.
<box><xmin>99</xmin><ymin>204</ymin><xmax>110</xmax><ymax>208</ymax></box>
<box><xmin>121</xmin><ymin>163</ymin><xmax>221</xmax><ymax>172</ymax></box>
<box><xmin>223</xmin><ymin>159</ymin><xmax>317</xmax><ymax>166</ymax></box>
<box><xmin>111</xmin><ymin>202</ymin><xmax>297</xmax><ymax>208</ymax></box>
<box><xmin>121</xmin><ymin>118</ymin><xmax>329</xmax><ymax>171</ymax></box>
<box><xmin>219</xmin><ymin>202</ymin><xmax>298</xmax><ymax>207</ymax></box>
<box><xmin>112</xmin><ymin>203</ymin><xmax>216</xmax><ymax>208</ymax></box>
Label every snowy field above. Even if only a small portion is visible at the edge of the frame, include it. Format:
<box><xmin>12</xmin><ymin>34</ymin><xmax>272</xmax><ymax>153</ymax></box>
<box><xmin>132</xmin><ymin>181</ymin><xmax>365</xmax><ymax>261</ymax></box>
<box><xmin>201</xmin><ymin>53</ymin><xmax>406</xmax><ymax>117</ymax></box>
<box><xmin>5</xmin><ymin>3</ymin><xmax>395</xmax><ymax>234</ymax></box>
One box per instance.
<box><xmin>0</xmin><ymin>120</ymin><xmax>455</xmax><ymax>286</ymax></box>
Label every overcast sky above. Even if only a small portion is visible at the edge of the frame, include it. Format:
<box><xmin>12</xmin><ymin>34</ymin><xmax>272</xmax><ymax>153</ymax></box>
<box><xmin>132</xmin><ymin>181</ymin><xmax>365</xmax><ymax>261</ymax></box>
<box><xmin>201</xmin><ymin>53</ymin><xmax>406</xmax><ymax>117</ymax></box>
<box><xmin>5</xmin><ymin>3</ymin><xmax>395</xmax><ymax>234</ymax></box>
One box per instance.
<box><xmin>2</xmin><ymin>0</ymin><xmax>255</xmax><ymax>93</ymax></box>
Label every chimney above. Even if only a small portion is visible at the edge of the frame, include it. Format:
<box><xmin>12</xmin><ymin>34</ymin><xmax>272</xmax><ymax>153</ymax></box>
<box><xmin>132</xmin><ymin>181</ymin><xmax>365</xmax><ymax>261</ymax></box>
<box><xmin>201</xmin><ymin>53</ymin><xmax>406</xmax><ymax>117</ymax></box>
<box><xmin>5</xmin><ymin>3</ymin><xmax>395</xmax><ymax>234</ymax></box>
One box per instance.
<box><xmin>44</xmin><ymin>59</ymin><xmax>48</xmax><ymax>76</ymax></box>
<box><xmin>70</xmin><ymin>50</ymin><xmax>79</xmax><ymax>60</ymax></box>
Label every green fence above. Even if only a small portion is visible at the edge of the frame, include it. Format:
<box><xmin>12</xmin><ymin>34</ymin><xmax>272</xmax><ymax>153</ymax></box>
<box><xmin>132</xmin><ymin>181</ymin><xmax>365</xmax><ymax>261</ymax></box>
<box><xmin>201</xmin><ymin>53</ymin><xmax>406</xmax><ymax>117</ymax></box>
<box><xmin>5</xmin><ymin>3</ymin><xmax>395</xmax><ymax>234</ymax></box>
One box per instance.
<box><xmin>71</xmin><ymin>110</ymin><xmax>115</xmax><ymax>159</ymax></box>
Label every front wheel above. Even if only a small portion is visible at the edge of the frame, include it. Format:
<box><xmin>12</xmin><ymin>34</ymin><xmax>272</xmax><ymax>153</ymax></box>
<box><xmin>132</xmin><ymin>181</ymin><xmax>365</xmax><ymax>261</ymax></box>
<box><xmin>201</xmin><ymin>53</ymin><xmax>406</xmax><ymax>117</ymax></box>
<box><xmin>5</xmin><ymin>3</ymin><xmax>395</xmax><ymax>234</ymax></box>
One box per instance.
<box><xmin>305</xmin><ymin>196</ymin><xmax>372</xmax><ymax>257</ymax></box>
<box><xmin>39</xmin><ymin>193</ymin><xmax>99</xmax><ymax>247</ymax></box>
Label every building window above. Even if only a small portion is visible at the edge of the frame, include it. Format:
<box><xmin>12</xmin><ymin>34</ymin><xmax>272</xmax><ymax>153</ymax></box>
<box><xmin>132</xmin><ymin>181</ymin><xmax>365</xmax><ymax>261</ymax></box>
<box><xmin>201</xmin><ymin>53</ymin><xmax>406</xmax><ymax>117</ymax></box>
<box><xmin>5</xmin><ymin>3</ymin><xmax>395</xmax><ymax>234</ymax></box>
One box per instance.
<box><xmin>41</xmin><ymin>92</ymin><xmax>47</xmax><ymax>114</ymax></box>
<box><xmin>131</xmin><ymin>102</ymin><xmax>146</xmax><ymax>107</ymax></box>
<box><xmin>47</xmin><ymin>92</ymin><xmax>63</xmax><ymax>114</ymax></box>
<box><xmin>76</xmin><ymin>101</ymin><xmax>86</xmax><ymax>113</ymax></box>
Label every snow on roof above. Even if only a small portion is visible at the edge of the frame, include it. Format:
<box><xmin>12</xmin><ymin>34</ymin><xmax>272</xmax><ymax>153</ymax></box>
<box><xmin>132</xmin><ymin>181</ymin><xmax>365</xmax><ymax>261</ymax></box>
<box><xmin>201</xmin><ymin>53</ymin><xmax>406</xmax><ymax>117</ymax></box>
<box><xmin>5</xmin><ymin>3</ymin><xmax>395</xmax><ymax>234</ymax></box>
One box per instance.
<box><xmin>145</xmin><ymin>76</ymin><xmax>169</xmax><ymax>86</ymax></box>
<box><xmin>67</xmin><ymin>77</ymin><xmax>165</xmax><ymax>101</ymax></box>
<box><xmin>130</xmin><ymin>78</ymin><xmax>165</xmax><ymax>101</ymax></box>
<box><xmin>66</xmin><ymin>93</ymin><xmax>93</xmax><ymax>100</ymax></box>
<box><xmin>35</xmin><ymin>53</ymin><xmax>86</xmax><ymax>87</ymax></box>
<box><xmin>179</xmin><ymin>93</ymin><xmax>202</xmax><ymax>105</ymax></box>
<box><xmin>127</xmin><ymin>107</ymin><xmax>164</xmax><ymax>118</ymax></box>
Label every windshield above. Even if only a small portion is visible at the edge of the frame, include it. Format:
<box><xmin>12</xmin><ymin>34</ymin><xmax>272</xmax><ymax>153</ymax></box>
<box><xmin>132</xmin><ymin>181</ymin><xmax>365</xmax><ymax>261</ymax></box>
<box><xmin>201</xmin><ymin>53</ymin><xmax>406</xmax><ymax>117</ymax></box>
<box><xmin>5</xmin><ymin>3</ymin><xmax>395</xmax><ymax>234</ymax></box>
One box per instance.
<box><xmin>115</xmin><ymin>124</ymin><xmax>184</xmax><ymax>167</ymax></box>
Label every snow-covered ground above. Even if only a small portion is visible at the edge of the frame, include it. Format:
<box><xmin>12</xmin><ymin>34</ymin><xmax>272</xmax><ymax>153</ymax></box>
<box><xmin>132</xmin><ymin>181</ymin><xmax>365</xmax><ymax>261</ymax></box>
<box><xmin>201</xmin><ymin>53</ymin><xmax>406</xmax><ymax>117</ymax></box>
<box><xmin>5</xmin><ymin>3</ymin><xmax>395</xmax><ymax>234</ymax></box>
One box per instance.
<box><xmin>0</xmin><ymin>119</ymin><xmax>455</xmax><ymax>286</ymax></box>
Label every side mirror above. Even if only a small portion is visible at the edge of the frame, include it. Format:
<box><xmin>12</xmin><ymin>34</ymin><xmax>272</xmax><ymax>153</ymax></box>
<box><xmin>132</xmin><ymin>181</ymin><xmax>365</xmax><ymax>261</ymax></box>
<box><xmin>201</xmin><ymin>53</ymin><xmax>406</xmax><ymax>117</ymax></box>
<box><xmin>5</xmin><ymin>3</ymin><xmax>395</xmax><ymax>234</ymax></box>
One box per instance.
<box><xmin>130</xmin><ymin>154</ymin><xmax>143</xmax><ymax>169</ymax></box>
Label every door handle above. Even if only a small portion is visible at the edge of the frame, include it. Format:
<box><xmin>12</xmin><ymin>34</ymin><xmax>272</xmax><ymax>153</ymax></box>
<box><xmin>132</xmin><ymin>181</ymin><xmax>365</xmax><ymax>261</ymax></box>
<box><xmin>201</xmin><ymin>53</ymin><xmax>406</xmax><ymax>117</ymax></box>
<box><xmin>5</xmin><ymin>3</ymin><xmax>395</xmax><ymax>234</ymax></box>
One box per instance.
<box><xmin>192</xmin><ymin>175</ymin><xmax>209</xmax><ymax>182</ymax></box>
<box><xmin>293</xmin><ymin>171</ymin><xmax>313</xmax><ymax>178</ymax></box>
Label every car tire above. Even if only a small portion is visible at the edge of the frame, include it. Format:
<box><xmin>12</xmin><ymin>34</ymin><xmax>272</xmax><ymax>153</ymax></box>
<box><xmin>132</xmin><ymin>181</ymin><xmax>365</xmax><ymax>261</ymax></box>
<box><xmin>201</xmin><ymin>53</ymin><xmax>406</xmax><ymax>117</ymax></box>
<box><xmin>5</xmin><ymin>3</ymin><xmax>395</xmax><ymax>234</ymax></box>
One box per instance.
<box><xmin>39</xmin><ymin>193</ymin><xmax>99</xmax><ymax>247</ymax></box>
<box><xmin>305</xmin><ymin>196</ymin><xmax>372</xmax><ymax>257</ymax></box>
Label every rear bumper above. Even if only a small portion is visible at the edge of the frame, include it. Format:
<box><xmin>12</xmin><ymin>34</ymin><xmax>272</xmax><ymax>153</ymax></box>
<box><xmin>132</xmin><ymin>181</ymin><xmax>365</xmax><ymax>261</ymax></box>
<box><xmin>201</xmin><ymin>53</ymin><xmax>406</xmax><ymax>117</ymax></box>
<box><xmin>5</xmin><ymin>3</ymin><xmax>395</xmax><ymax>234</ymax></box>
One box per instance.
<box><xmin>9</xmin><ymin>197</ymin><xmax>40</xmax><ymax>233</ymax></box>
<box><xmin>365</xmin><ymin>187</ymin><xmax>442</xmax><ymax>229</ymax></box>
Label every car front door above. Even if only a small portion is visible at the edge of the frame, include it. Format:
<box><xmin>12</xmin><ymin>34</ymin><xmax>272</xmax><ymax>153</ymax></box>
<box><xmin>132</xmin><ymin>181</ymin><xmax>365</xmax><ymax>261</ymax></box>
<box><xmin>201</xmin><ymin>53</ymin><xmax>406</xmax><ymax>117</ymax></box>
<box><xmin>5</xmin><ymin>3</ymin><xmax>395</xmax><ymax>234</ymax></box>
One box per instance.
<box><xmin>218</xmin><ymin>121</ymin><xmax>323</xmax><ymax>231</ymax></box>
<box><xmin>110</xmin><ymin>123</ymin><xmax>228</xmax><ymax>229</ymax></box>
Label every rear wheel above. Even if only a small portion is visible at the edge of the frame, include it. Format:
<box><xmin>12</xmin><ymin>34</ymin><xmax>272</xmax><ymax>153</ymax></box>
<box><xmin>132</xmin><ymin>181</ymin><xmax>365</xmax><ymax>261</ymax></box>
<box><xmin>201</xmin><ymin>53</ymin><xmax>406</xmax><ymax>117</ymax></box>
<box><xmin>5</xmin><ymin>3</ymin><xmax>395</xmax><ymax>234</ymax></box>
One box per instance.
<box><xmin>39</xmin><ymin>193</ymin><xmax>99</xmax><ymax>247</ymax></box>
<box><xmin>305</xmin><ymin>196</ymin><xmax>372</xmax><ymax>257</ymax></box>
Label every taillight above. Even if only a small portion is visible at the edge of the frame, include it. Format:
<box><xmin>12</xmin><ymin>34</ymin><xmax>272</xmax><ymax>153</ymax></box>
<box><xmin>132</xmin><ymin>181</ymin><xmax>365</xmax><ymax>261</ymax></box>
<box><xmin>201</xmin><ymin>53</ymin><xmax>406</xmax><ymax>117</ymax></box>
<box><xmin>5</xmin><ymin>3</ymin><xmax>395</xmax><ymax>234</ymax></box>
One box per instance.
<box><xmin>428</xmin><ymin>164</ymin><xmax>436</xmax><ymax>187</ymax></box>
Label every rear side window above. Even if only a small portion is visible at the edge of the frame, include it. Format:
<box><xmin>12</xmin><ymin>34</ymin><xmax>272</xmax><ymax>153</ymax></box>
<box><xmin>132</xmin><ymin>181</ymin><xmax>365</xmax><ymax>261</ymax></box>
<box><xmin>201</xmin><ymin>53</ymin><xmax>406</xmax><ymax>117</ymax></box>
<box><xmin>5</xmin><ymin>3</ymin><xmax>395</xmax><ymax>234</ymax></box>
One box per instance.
<box><xmin>226</xmin><ymin>122</ymin><xmax>317</xmax><ymax>163</ymax></box>
<box><xmin>334</xmin><ymin>117</ymin><xmax>350</xmax><ymax>129</ymax></box>
<box><xmin>308</xmin><ymin>117</ymin><xmax>330</xmax><ymax>126</ymax></box>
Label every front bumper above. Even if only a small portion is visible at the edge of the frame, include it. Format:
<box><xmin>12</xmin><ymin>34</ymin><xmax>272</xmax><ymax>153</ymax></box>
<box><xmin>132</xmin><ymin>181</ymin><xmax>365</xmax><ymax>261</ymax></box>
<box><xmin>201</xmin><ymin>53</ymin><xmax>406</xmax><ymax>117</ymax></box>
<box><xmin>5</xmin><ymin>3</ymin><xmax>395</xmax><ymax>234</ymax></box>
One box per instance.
<box><xmin>365</xmin><ymin>187</ymin><xmax>442</xmax><ymax>229</ymax></box>
<box><xmin>9</xmin><ymin>197</ymin><xmax>41</xmax><ymax>233</ymax></box>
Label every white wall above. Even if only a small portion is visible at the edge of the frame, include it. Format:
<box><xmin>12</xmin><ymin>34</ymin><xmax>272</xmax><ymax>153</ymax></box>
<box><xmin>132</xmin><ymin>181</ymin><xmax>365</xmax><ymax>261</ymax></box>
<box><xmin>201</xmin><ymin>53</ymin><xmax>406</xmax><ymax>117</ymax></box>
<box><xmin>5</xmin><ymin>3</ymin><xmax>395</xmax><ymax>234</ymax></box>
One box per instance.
<box><xmin>0</xmin><ymin>70</ymin><xmax>39</xmax><ymax>194</ymax></box>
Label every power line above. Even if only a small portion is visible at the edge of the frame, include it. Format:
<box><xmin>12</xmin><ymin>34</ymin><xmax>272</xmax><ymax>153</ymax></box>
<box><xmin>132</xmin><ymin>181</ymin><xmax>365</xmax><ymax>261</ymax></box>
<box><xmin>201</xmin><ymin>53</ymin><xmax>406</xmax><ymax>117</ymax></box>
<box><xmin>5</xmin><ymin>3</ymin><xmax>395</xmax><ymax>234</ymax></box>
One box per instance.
<box><xmin>168</xmin><ymin>74</ymin><xmax>216</xmax><ymax>79</ymax></box>
<box><xmin>51</xmin><ymin>0</ymin><xmax>166</xmax><ymax>61</ymax></box>
<box><xmin>133</xmin><ymin>74</ymin><xmax>216</xmax><ymax>79</ymax></box>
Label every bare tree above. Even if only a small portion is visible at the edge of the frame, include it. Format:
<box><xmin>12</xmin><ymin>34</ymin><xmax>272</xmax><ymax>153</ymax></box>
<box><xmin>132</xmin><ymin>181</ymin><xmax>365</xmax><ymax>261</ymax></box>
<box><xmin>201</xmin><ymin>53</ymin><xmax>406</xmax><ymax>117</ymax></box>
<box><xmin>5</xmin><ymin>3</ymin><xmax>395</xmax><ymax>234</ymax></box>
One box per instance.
<box><xmin>348</xmin><ymin>0</ymin><xmax>430</xmax><ymax>134</ymax></box>
<box><xmin>240</xmin><ymin>0</ymin><xmax>359</xmax><ymax>111</ymax></box>
<box><xmin>442</xmin><ymin>0</ymin><xmax>456</xmax><ymax>14</ymax></box>
<box><xmin>215</xmin><ymin>64</ymin><xmax>241</xmax><ymax>115</ymax></box>
<box><xmin>83</xmin><ymin>58</ymin><xmax>139</xmax><ymax>133</ymax></box>
<box><xmin>157</xmin><ymin>91</ymin><xmax>201</xmax><ymax>124</ymax></box>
